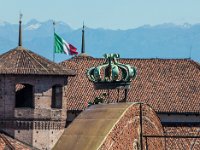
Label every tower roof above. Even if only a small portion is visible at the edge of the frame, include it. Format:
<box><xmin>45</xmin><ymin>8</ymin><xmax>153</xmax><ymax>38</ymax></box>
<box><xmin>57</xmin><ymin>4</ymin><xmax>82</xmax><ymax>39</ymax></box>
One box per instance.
<box><xmin>0</xmin><ymin>15</ymin><xmax>75</xmax><ymax>76</ymax></box>
<box><xmin>0</xmin><ymin>46</ymin><xmax>75</xmax><ymax>75</ymax></box>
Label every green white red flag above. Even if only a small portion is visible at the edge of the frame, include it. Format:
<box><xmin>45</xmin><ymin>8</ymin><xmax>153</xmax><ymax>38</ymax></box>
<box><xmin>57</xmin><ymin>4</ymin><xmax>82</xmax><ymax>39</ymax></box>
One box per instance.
<box><xmin>54</xmin><ymin>33</ymin><xmax>78</xmax><ymax>55</ymax></box>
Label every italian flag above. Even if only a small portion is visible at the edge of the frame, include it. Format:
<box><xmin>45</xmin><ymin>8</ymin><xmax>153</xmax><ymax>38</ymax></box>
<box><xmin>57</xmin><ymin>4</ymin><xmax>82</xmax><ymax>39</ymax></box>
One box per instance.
<box><xmin>54</xmin><ymin>33</ymin><xmax>78</xmax><ymax>55</ymax></box>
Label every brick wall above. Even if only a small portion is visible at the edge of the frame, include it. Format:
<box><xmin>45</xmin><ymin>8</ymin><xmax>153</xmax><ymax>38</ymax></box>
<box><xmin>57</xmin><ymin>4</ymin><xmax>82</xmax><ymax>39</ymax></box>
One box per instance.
<box><xmin>15</xmin><ymin>130</ymin><xmax>33</xmax><ymax>146</ymax></box>
<box><xmin>0</xmin><ymin>75</ymin><xmax>15</xmax><ymax>118</ymax></box>
<box><xmin>32</xmin><ymin>129</ymin><xmax>64</xmax><ymax>150</ymax></box>
<box><xmin>0</xmin><ymin>75</ymin><xmax>68</xmax><ymax>120</ymax></box>
<box><xmin>0</xmin><ymin>74</ymin><xmax>69</xmax><ymax>149</ymax></box>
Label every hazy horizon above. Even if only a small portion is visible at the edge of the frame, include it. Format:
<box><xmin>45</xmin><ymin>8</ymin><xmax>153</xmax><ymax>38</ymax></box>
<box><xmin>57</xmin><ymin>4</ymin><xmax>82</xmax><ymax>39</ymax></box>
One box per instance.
<box><xmin>0</xmin><ymin>0</ymin><xmax>200</xmax><ymax>62</ymax></box>
<box><xmin>1</xmin><ymin>0</ymin><xmax>200</xmax><ymax>29</ymax></box>
<box><xmin>1</xmin><ymin>18</ymin><xmax>200</xmax><ymax>30</ymax></box>
<box><xmin>0</xmin><ymin>19</ymin><xmax>199</xmax><ymax>63</ymax></box>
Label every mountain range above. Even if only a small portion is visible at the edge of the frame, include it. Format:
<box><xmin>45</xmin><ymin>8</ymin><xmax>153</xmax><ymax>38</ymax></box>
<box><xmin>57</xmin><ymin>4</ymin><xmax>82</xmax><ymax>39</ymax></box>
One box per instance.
<box><xmin>0</xmin><ymin>19</ymin><xmax>200</xmax><ymax>63</ymax></box>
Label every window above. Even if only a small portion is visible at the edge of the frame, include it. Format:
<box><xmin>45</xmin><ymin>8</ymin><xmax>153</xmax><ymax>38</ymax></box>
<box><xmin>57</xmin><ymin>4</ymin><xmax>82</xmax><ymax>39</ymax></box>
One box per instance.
<box><xmin>15</xmin><ymin>83</ymin><xmax>34</xmax><ymax>108</ymax></box>
<box><xmin>51</xmin><ymin>85</ymin><xmax>62</xmax><ymax>108</ymax></box>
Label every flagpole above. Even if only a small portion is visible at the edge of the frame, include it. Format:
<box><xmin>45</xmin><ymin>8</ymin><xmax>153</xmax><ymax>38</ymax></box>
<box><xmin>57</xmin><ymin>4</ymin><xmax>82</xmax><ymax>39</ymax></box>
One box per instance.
<box><xmin>53</xmin><ymin>21</ymin><xmax>56</xmax><ymax>62</ymax></box>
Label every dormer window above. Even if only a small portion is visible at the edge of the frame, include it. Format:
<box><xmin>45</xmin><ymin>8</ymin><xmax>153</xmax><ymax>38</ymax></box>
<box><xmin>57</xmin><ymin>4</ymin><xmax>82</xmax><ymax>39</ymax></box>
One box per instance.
<box><xmin>51</xmin><ymin>85</ymin><xmax>62</xmax><ymax>109</ymax></box>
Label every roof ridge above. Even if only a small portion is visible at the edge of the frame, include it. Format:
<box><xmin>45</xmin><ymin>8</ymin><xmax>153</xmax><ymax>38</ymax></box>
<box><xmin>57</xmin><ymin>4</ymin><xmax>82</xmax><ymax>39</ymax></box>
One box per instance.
<box><xmin>0</xmin><ymin>47</ymin><xmax>75</xmax><ymax>75</ymax></box>
<box><xmin>66</xmin><ymin>57</ymin><xmax>196</xmax><ymax>61</ymax></box>
<box><xmin>16</xmin><ymin>49</ymin><xmax>21</xmax><ymax>68</ymax></box>
<box><xmin>23</xmin><ymin>49</ymin><xmax>49</xmax><ymax>73</ymax></box>
<box><xmin>23</xmin><ymin>50</ymin><xmax>39</xmax><ymax>72</ymax></box>
<box><xmin>27</xmin><ymin>49</ymin><xmax>66</xmax><ymax>70</ymax></box>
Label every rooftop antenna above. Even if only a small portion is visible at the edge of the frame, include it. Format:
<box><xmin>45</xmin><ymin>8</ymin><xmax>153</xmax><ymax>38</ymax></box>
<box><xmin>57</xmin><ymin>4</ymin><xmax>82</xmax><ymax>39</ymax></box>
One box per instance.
<box><xmin>81</xmin><ymin>22</ymin><xmax>85</xmax><ymax>54</ymax></box>
<box><xmin>18</xmin><ymin>12</ymin><xmax>23</xmax><ymax>47</ymax></box>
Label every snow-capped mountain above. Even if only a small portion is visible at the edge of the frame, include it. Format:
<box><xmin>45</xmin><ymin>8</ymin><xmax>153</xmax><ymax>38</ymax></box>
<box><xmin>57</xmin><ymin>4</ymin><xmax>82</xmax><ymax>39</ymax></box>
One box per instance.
<box><xmin>0</xmin><ymin>19</ymin><xmax>199</xmax><ymax>63</ymax></box>
<box><xmin>25</xmin><ymin>23</ymin><xmax>41</xmax><ymax>30</ymax></box>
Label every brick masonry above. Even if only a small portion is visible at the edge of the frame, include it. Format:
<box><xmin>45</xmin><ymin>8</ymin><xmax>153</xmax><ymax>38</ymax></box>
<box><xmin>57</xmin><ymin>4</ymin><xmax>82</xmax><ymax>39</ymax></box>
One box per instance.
<box><xmin>0</xmin><ymin>74</ymin><xmax>69</xmax><ymax>149</ymax></box>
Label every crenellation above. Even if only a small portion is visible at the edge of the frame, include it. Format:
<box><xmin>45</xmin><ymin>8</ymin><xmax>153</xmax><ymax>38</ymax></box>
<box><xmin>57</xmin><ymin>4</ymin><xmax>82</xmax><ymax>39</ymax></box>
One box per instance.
<box><xmin>0</xmin><ymin>120</ymin><xmax>65</xmax><ymax>130</ymax></box>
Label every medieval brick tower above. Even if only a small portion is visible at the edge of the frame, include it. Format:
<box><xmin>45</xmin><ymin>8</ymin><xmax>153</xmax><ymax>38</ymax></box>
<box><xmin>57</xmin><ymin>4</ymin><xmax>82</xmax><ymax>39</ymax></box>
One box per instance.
<box><xmin>0</xmin><ymin>16</ymin><xmax>75</xmax><ymax>149</ymax></box>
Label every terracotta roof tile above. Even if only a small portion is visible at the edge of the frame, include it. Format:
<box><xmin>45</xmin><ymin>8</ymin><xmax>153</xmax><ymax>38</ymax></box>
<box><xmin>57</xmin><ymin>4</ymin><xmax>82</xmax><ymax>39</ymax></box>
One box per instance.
<box><xmin>163</xmin><ymin>125</ymin><xmax>200</xmax><ymax>150</ymax></box>
<box><xmin>61</xmin><ymin>57</ymin><xmax>200</xmax><ymax>113</ymax></box>
<box><xmin>0</xmin><ymin>46</ymin><xmax>75</xmax><ymax>75</ymax></box>
<box><xmin>0</xmin><ymin>133</ymin><xmax>33</xmax><ymax>150</ymax></box>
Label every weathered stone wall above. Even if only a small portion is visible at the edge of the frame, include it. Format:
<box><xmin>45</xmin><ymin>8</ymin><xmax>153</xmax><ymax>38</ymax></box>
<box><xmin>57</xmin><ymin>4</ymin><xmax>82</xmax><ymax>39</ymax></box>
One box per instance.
<box><xmin>0</xmin><ymin>115</ymin><xmax>66</xmax><ymax>149</ymax></box>
<box><xmin>32</xmin><ymin>129</ymin><xmax>64</xmax><ymax>150</ymax></box>
<box><xmin>15</xmin><ymin>129</ymin><xmax>33</xmax><ymax>146</ymax></box>
<box><xmin>0</xmin><ymin>75</ymin><xmax>68</xmax><ymax>120</ymax></box>
<box><xmin>0</xmin><ymin>75</ymin><xmax>69</xmax><ymax>149</ymax></box>
<box><xmin>14</xmin><ymin>108</ymin><xmax>64</xmax><ymax>120</ymax></box>
<box><xmin>99</xmin><ymin>103</ymin><xmax>164</xmax><ymax>150</ymax></box>
<box><xmin>14</xmin><ymin>75</ymin><xmax>68</xmax><ymax>112</ymax></box>
<box><xmin>0</xmin><ymin>75</ymin><xmax>15</xmax><ymax>118</ymax></box>
<box><xmin>11</xmin><ymin>128</ymin><xmax>64</xmax><ymax>150</ymax></box>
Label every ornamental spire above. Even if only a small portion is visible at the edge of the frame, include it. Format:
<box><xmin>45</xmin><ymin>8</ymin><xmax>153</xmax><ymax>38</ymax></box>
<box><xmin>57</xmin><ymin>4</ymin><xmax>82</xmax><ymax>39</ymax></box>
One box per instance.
<box><xmin>18</xmin><ymin>13</ymin><xmax>23</xmax><ymax>47</ymax></box>
<box><xmin>81</xmin><ymin>22</ymin><xmax>85</xmax><ymax>54</ymax></box>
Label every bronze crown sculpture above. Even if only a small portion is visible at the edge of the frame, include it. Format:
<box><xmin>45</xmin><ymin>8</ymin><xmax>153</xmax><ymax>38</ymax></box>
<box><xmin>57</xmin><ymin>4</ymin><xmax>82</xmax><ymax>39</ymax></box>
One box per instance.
<box><xmin>87</xmin><ymin>53</ymin><xmax>137</xmax><ymax>90</ymax></box>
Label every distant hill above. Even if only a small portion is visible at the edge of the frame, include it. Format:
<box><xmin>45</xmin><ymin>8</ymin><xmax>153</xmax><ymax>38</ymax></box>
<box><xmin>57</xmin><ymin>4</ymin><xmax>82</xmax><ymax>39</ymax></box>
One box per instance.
<box><xmin>0</xmin><ymin>19</ymin><xmax>199</xmax><ymax>63</ymax></box>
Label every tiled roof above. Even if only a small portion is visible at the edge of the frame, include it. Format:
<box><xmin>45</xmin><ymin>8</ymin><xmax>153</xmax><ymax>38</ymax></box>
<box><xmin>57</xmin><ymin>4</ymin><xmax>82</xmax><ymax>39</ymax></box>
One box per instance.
<box><xmin>61</xmin><ymin>57</ymin><xmax>200</xmax><ymax>113</ymax></box>
<box><xmin>76</xmin><ymin>53</ymin><xmax>93</xmax><ymax>58</ymax></box>
<box><xmin>163</xmin><ymin>125</ymin><xmax>200</xmax><ymax>150</ymax></box>
<box><xmin>0</xmin><ymin>46</ymin><xmax>75</xmax><ymax>75</ymax></box>
<box><xmin>0</xmin><ymin>133</ymin><xmax>33</xmax><ymax>150</ymax></box>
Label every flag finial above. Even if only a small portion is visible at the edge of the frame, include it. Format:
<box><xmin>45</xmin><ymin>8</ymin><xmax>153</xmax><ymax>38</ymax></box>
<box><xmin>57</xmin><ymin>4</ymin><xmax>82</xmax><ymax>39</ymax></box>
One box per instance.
<box><xmin>53</xmin><ymin>20</ymin><xmax>56</xmax><ymax>33</ymax></box>
<box><xmin>81</xmin><ymin>22</ymin><xmax>85</xmax><ymax>54</ymax></box>
<box><xmin>18</xmin><ymin>13</ymin><xmax>23</xmax><ymax>46</ymax></box>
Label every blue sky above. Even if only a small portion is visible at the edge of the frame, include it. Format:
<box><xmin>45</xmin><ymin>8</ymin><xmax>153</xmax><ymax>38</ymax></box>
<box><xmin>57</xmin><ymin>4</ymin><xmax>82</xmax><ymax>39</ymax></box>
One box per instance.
<box><xmin>1</xmin><ymin>0</ymin><xmax>200</xmax><ymax>29</ymax></box>
<box><xmin>0</xmin><ymin>0</ymin><xmax>200</xmax><ymax>62</ymax></box>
